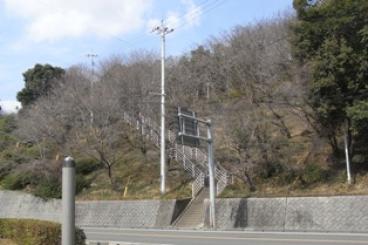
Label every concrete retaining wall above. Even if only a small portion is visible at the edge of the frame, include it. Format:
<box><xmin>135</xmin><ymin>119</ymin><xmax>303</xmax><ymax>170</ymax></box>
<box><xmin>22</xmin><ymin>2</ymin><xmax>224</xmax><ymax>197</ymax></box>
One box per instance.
<box><xmin>76</xmin><ymin>200</ymin><xmax>177</xmax><ymax>228</ymax></box>
<box><xmin>0</xmin><ymin>191</ymin><xmax>61</xmax><ymax>223</ymax></box>
<box><xmin>0</xmin><ymin>191</ymin><xmax>182</xmax><ymax>228</ymax></box>
<box><xmin>204</xmin><ymin>196</ymin><xmax>368</xmax><ymax>232</ymax></box>
<box><xmin>285</xmin><ymin>196</ymin><xmax>368</xmax><ymax>232</ymax></box>
<box><xmin>2</xmin><ymin>191</ymin><xmax>368</xmax><ymax>232</ymax></box>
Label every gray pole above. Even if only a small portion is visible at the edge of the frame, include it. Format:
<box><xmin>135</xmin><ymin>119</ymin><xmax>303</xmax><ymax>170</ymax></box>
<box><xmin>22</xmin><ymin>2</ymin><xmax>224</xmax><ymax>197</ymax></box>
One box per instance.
<box><xmin>160</xmin><ymin>24</ymin><xmax>166</xmax><ymax>194</ymax></box>
<box><xmin>86</xmin><ymin>53</ymin><xmax>97</xmax><ymax>125</ymax></box>
<box><xmin>207</xmin><ymin>120</ymin><xmax>216</xmax><ymax>229</ymax></box>
<box><xmin>62</xmin><ymin>156</ymin><xmax>75</xmax><ymax>245</ymax></box>
<box><xmin>153</xmin><ymin>20</ymin><xmax>173</xmax><ymax>195</ymax></box>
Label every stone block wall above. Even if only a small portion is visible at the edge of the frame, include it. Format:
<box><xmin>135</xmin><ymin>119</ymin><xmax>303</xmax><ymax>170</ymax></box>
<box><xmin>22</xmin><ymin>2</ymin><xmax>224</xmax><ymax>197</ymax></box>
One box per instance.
<box><xmin>204</xmin><ymin>198</ymin><xmax>287</xmax><ymax>231</ymax></box>
<box><xmin>204</xmin><ymin>195</ymin><xmax>368</xmax><ymax>232</ymax></box>
<box><xmin>76</xmin><ymin>200</ymin><xmax>176</xmax><ymax>228</ymax></box>
<box><xmin>0</xmin><ymin>191</ymin><xmax>180</xmax><ymax>228</ymax></box>
<box><xmin>2</xmin><ymin>190</ymin><xmax>368</xmax><ymax>232</ymax></box>
<box><xmin>0</xmin><ymin>191</ymin><xmax>61</xmax><ymax>223</ymax></box>
<box><xmin>285</xmin><ymin>196</ymin><xmax>368</xmax><ymax>232</ymax></box>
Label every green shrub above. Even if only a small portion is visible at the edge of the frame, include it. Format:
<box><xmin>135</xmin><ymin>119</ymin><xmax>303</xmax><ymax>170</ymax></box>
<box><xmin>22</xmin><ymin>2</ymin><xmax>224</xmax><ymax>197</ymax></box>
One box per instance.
<box><xmin>76</xmin><ymin>174</ymin><xmax>91</xmax><ymax>194</ymax></box>
<box><xmin>33</xmin><ymin>174</ymin><xmax>90</xmax><ymax>199</ymax></box>
<box><xmin>0</xmin><ymin>162</ymin><xmax>14</xmax><ymax>181</ymax></box>
<box><xmin>33</xmin><ymin>177</ymin><xmax>61</xmax><ymax>199</ymax></box>
<box><xmin>219</xmin><ymin>182</ymin><xmax>251</xmax><ymax>198</ymax></box>
<box><xmin>256</xmin><ymin>161</ymin><xmax>285</xmax><ymax>180</ymax></box>
<box><xmin>276</xmin><ymin>168</ymin><xmax>298</xmax><ymax>185</ymax></box>
<box><xmin>76</xmin><ymin>158</ymin><xmax>101</xmax><ymax>175</ymax></box>
<box><xmin>0</xmin><ymin>218</ymin><xmax>86</xmax><ymax>245</ymax></box>
<box><xmin>23</xmin><ymin>145</ymin><xmax>42</xmax><ymax>159</ymax></box>
<box><xmin>0</xmin><ymin>147</ymin><xmax>31</xmax><ymax>165</ymax></box>
<box><xmin>1</xmin><ymin>172</ymin><xmax>34</xmax><ymax>190</ymax></box>
<box><xmin>302</xmin><ymin>164</ymin><xmax>327</xmax><ymax>184</ymax></box>
<box><xmin>228</xmin><ymin>89</ymin><xmax>243</xmax><ymax>98</ymax></box>
<box><xmin>0</xmin><ymin>116</ymin><xmax>16</xmax><ymax>134</ymax></box>
<box><xmin>0</xmin><ymin>133</ymin><xmax>16</xmax><ymax>152</ymax></box>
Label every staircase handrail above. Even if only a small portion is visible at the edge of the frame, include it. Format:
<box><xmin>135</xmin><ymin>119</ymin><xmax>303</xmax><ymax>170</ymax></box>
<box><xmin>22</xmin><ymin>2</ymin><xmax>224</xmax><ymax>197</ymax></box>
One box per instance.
<box><xmin>122</xmin><ymin>112</ymin><xmax>230</xmax><ymax>195</ymax></box>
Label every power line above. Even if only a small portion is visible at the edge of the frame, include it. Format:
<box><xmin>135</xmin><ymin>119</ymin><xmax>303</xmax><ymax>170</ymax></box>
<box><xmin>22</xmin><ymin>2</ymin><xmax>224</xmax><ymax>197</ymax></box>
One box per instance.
<box><xmin>175</xmin><ymin>0</ymin><xmax>228</xmax><ymax>31</ymax></box>
<box><xmin>112</xmin><ymin>0</ymin><xmax>228</xmax><ymax>48</ymax></box>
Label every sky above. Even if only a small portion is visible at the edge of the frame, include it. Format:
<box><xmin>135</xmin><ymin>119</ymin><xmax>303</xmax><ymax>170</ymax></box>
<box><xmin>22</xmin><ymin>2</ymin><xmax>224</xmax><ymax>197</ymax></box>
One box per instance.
<box><xmin>0</xmin><ymin>0</ymin><xmax>293</xmax><ymax>108</ymax></box>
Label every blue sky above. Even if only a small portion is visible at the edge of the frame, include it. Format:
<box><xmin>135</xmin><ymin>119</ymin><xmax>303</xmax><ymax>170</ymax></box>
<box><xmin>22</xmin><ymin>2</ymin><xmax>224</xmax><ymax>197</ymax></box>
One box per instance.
<box><xmin>0</xmin><ymin>0</ymin><xmax>292</xmax><ymax>104</ymax></box>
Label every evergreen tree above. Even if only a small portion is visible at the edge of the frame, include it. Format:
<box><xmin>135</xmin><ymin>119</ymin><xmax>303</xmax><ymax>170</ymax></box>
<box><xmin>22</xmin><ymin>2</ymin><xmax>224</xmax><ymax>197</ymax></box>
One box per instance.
<box><xmin>292</xmin><ymin>0</ymin><xmax>368</xmax><ymax>158</ymax></box>
<box><xmin>17</xmin><ymin>64</ymin><xmax>65</xmax><ymax>107</ymax></box>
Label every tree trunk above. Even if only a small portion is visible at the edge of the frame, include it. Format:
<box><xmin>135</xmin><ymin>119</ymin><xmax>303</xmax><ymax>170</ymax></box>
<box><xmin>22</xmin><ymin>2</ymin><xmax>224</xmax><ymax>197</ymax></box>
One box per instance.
<box><xmin>97</xmin><ymin>150</ymin><xmax>114</xmax><ymax>185</ymax></box>
<box><xmin>206</xmin><ymin>82</ymin><xmax>211</xmax><ymax>100</ymax></box>
<box><xmin>328</xmin><ymin>133</ymin><xmax>340</xmax><ymax>157</ymax></box>
<box><xmin>242</xmin><ymin>171</ymin><xmax>256</xmax><ymax>192</ymax></box>
<box><xmin>267</xmin><ymin>104</ymin><xmax>291</xmax><ymax>138</ymax></box>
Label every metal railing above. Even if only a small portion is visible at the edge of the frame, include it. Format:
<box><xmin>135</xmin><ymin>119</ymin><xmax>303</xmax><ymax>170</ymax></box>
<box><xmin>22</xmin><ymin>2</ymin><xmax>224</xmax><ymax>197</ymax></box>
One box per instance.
<box><xmin>122</xmin><ymin>112</ymin><xmax>230</xmax><ymax>196</ymax></box>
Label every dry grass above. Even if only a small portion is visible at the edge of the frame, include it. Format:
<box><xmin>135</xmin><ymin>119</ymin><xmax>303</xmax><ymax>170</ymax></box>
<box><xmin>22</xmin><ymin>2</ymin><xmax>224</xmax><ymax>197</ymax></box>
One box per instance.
<box><xmin>0</xmin><ymin>239</ymin><xmax>17</xmax><ymax>245</ymax></box>
<box><xmin>222</xmin><ymin>171</ymin><xmax>368</xmax><ymax>198</ymax></box>
<box><xmin>76</xmin><ymin>145</ymin><xmax>192</xmax><ymax>201</ymax></box>
<box><xmin>73</xmin><ymin>104</ymin><xmax>367</xmax><ymax>201</ymax></box>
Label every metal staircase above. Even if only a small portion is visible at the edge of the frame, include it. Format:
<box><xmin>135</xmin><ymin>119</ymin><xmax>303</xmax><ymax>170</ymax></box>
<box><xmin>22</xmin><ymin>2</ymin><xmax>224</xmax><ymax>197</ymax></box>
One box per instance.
<box><xmin>122</xmin><ymin>112</ymin><xmax>230</xmax><ymax>196</ymax></box>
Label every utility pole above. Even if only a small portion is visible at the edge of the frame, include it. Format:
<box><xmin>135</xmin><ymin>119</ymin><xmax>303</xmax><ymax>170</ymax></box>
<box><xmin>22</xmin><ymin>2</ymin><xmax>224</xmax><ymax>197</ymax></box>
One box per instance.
<box><xmin>86</xmin><ymin>53</ymin><xmax>98</xmax><ymax>81</ymax></box>
<box><xmin>153</xmin><ymin>20</ymin><xmax>174</xmax><ymax>194</ymax></box>
<box><xmin>86</xmin><ymin>53</ymin><xmax>98</xmax><ymax>125</ymax></box>
<box><xmin>207</xmin><ymin>120</ymin><xmax>216</xmax><ymax>228</ymax></box>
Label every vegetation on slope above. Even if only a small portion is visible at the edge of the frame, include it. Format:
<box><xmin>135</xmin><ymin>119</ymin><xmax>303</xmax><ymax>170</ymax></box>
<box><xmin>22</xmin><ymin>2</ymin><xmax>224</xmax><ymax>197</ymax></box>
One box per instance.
<box><xmin>0</xmin><ymin>0</ymin><xmax>367</xmax><ymax>199</ymax></box>
<box><xmin>0</xmin><ymin>115</ymin><xmax>192</xmax><ymax>199</ymax></box>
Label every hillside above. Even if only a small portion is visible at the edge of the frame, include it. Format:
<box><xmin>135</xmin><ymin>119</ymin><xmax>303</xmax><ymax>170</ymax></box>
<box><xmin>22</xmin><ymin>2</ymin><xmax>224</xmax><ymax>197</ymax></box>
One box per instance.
<box><xmin>1</xmin><ymin>96</ymin><xmax>368</xmax><ymax>200</ymax></box>
<box><xmin>1</xmin><ymin>2</ymin><xmax>368</xmax><ymax>200</ymax></box>
<box><xmin>0</xmin><ymin>115</ymin><xmax>193</xmax><ymax>200</ymax></box>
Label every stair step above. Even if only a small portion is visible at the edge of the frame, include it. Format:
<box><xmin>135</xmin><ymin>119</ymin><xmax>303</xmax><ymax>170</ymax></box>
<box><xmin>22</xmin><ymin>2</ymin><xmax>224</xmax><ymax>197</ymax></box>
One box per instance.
<box><xmin>175</xmin><ymin>188</ymin><xmax>210</xmax><ymax>228</ymax></box>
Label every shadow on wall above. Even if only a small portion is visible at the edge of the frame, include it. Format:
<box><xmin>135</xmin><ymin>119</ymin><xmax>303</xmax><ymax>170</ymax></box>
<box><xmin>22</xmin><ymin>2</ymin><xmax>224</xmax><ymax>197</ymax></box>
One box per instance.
<box><xmin>171</xmin><ymin>198</ymin><xmax>191</xmax><ymax>224</ymax></box>
<box><xmin>234</xmin><ymin>199</ymin><xmax>247</xmax><ymax>228</ymax></box>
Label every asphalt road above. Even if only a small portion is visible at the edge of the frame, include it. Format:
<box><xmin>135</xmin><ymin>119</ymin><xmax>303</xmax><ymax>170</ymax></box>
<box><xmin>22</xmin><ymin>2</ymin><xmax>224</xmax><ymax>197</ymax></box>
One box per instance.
<box><xmin>84</xmin><ymin>228</ymin><xmax>368</xmax><ymax>245</ymax></box>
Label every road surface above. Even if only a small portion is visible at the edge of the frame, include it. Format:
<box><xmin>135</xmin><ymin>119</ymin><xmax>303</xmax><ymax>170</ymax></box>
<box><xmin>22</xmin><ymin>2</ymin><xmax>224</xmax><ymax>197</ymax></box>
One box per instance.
<box><xmin>84</xmin><ymin>227</ymin><xmax>368</xmax><ymax>245</ymax></box>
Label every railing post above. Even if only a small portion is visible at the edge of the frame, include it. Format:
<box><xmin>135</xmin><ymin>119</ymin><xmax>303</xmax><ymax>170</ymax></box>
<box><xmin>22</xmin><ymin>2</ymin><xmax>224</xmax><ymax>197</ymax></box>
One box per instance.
<box><xmin>182</xmin><ymin>144</ymin><xmax>186</xmax><ymax>167</ymax></box>
<box><xmin>175</xmin><ymin>143</ymin><xmax>178</xmax><ymax>160</ymax></box>
<box><xmin>148</xmin><ymin>118</ymin><xmax>151</xmax><ymax>139</ymax></box>
<box><xmin>192</xmin><ymin>181</ymin><xmax>196</xmax><ymax>199</ymax></box>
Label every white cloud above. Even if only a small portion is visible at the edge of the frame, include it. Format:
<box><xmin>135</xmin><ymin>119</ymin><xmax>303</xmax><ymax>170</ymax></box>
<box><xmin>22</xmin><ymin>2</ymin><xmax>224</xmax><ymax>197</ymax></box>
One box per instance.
<box><xmin>166</xmin><ymin>11</ymin><xmax>181</xmax><ymax>29</ymax></box>
<box><xmin>3</xmin><ymin>0</ymin><xmax>153</xmax><ymax>42</ymax></box>
<box><xmin>147</xmin><ymin>0</ymin><xmax>202</xmax><ymax>31</ymax></box>
<box><xmin>0</xmin><ymin>101</ymin><xmax>21</xmax><ymax>114</ymax></box>
<box><xmin>182</xmin><ymin>0</ymin><xmax>202</xmax><ymax>27</ymax></box>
